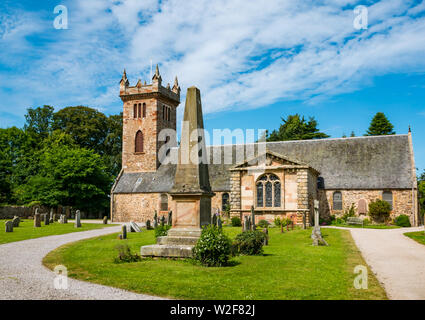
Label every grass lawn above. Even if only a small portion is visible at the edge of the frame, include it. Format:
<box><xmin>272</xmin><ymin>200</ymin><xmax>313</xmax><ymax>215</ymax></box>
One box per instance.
<box><xmin>43</xmin><ymin>227</ymin><xmax>387</xmax><ymax>300</ymax></box>
<box><xmin>330</xmin><ymin>223</ymin><xmax>400</xmax><ymax>229</ymax></box>
<box><xmin>0</xmin><ymin>219</ymin><xmax>116</xmax><ymax>244</ymax></box>
<box><xmin>404</xmin><ymin>231</ymin><xmax>425</xmax><ymax>245</ymax></box>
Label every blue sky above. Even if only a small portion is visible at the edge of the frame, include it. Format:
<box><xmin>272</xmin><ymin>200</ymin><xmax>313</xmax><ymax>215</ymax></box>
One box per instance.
<box><xmin>0</xmin><ymin>0</ymin><xmax>425</xmax><ymax>172</ymax></box>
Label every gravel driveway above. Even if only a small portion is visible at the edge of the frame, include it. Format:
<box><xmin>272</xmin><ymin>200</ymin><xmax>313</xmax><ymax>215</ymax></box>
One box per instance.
<box><xmin>327</xmin><ymin>226</ymin><xmax>425</xmax><ymax>300</ymax></box>
<box><xmin>0</xmin><ymin>225</ymin><xmax>162</xmax><ymax>300</ymax></box>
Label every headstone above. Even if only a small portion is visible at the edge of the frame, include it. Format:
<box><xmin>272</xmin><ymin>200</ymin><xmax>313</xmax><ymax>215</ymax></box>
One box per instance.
<box><xmin>263</xmin><ymin>228</ymin><xmax>269</xmax><ymax>245</ymax></box>
<box><xmin>44</xmin><ymin>214</ymin><xmax>50</xmax><ymax>225</ymax></box>
<box><xmin>53</xmin><ymin>214</ymin><xmax>58</xmax><ymax>222</ymax></box>
<box><xmin>160</xmin><ymin>215</ymin><xmax>165</xmax><ymax>226</ymax></box>
<box><xmin>49</xmin><ymin>209</ymin><xmax>54</xmax><ymax>223</ymax></box>
<box><xmin>130</xmin><ymin>221</ymin><xmax>141</xmax><ymax>233</ymax></box>
<box><xmin>212</xmin><ymin>213</ymin><xmax>217</xmax><ymax>226</ymax></box>
<box><xmin>74</xmin><ymin>210</ymin><xmax>81</xmax><ymax>228</ymax></box>
<box><xmin>217</xmin><ymin>217</ymin><xmax>222</xmax><ymax>230</ymax></box>
<box><xmin>121</xmin><ymin>225</ymin><xmax>127</xmax><ymax>239</ymax></box>
<box><xmin>243</xmin><ymin>216</ymin><xmax>249</xmax><ymax>232</ymax></box>
<box><xmin>146</xmin><ymin>220</ymin><xmax>151</xmax><ymax>230</ymax></box>
<box><xmin>34</xmin><ymin>210</ymin><xmax>41</xmax><ymax>227</ymax></box>
<box><xmin>5</xmin><ymin>221</ymin><xmax>13</xmax><ymax>233</ymax></box>
<box><xmin>168</xmin><ymin>211</ymin><xmax>172</xmax><ymax>226</ymax></box>
<box><xmin>103</xmin><ymin>216</ymin><xmax>108</xmax><ymax>224</ymax></box>
<box><xmin>12</xmin><ymin>216</ymin><xmax>20</xmax><ymax>228</ymax></box>
<box><xmin>251</xmin><ymin>206</ymin><xmax>256</xmax><ymax>231</ymax></box>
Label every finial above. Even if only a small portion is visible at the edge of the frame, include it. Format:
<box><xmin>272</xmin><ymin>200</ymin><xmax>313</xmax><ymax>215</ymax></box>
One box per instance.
<box><xmin>166</xmin><ymin>83</ymin><xmax>171</xmax><ymax>89</ymax></box>
<box><xmin>408</xmin><ymin>125</ymin><xmax>411</xmax><ymax>133</ymax></box>
<box><xmin>144</xmin><ymin>80</ymin><xmax>147</xmax><ymax>85</ymax></box>
<box><xmin>155</xmin><ymin>64</ymin><xmax>160</xmax><ymax>76</ymax></box>
<box><xmin>172</xmin><ymin>76</ymin><xmax>181</xmax><ymax>94</ymax></box>
<box><xmin>174</xmin><ymin>76</ymin><xmax>179</xmax><ymax>87</ymax></box>
<box><xmin>152</xmin><ymin>64</ymin><xmax>162</xmax><ymax>81</ymax></box>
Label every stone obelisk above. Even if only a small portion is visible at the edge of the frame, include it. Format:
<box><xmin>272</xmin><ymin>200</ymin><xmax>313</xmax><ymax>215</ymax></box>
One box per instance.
<box><xmin>141</xmin><ymin>86</ymin><xmax>214</xmax><ymax>258</ymax></box>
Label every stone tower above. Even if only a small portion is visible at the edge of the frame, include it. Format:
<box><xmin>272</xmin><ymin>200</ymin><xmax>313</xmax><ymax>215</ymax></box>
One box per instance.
<box><xmin>119</xmin><ymin>66</ymin><xmax>180</xmax><ymax>172</ymax></box>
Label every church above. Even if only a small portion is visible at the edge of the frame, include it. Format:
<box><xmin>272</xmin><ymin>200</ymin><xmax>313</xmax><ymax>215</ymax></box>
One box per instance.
<box><xmin>110</xmin><ymin>67</ymin><xmax>419</xmax><ymax>226</ymax></box>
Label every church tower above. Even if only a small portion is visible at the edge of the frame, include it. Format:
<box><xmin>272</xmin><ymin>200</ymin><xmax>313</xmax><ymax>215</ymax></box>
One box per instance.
<box><xmin>120</xmin><ymin>66</ymin><xmax>181</xmax><ymax>172</ymax></box>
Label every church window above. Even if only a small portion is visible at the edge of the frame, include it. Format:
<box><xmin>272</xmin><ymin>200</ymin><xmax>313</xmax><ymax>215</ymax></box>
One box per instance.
<box><xmin>143</xmin><ymin>103</ymin><xmax>146</xmax><ymax>118</ymax></box>
<box><xmin>135</xmin><ymin>130</ymin><xmax>143</xmax><ymax>153</ymax></box>
<box><xmin>160</xmin><ymin>194</ymin><xmax>168</xmax><ymax>211</ymax></box>
<box><xmin>222</xmin><ymin>193</ymin><xmax>230</xmax><ymax>211</ymax></box>
<box><xmin>256</xmin><ymin>174</ymin><xmax>281</xmax><ymax>208</ymax></box>
<box><xmin>133</xmin><ymin>104</ymin><xmax>137</xmax><ymax>118</ymax></box>
<box><xmin>333</xmin><ymin>191</ymin><xmax>342</xmax><ymax>210</ymax></box>
<box><xmin>138</xmin><ymin>103</ymin><xmax>142</xmax><ymax>118</ymax></box>
<box><xmin>382</xmin><ymin>191</ymin><xmax>393</xmax><ymax>210</ymax></box>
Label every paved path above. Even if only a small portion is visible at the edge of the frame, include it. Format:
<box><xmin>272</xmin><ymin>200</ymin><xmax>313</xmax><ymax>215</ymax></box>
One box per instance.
<box><xmin>0</xmin><ymin>225</ymin><xmax>162</xmax><ymax>300</ymax></box>
<box><xmin>326</xmin><ymin>226</ymin><xmax>425</xmax><ymax>300</ymax></box>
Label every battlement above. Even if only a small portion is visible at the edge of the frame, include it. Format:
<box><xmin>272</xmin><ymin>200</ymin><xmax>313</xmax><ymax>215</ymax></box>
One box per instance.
<box><xmin>119</xmin><ymin>65</ymin><xmax>180</xmax><ymax>105</ymax></box>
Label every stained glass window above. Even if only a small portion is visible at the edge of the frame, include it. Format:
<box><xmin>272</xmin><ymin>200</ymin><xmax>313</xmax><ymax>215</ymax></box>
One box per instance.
<box><xmin>274</xmin><ymin>182</ymin><xmax>281</xmax><ymax>207</ymax></box>
<box><xmin>265</xmin><ymin>182</ymin><xmax>273</xmax><ymax>207</ymax></box>
<box><xmin>256</xmin><ymin>174</ymin><xmax>281</xmax><ymax>208</ymax></box>
<box><xmin>256</xmin><ymin>183</ymin><xmax>263</xmax><ymax>207</ymax></box>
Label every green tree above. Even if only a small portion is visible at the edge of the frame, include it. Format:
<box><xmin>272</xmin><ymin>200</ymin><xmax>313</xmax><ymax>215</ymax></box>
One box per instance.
<box><xmin>16</xmin><ymin>144</ymin><xmax>112</xmax><ymax>212</ymax></box>
<box><xmin>266</xmin><ymin>114</ymin><xmax>329</xmax><ymax>142</ymax></box>
<box><xmin>350</xmin><ymin>131</ymin><xmax>356</xmax><ymax>137</ymax></box>
<box><xmin>104</xmin><ymin>113</ymin><xmax>123</xmax><ymax>177</ymax></box>
<box><xmin>365</xmin><ymin>112</ymin><xmax>395</xmax><ymax>136</ymax></box>
<box><xmin>24</xmin><ymin>105</ymin><xmax>54</xmax><ymax>143</ymax></box>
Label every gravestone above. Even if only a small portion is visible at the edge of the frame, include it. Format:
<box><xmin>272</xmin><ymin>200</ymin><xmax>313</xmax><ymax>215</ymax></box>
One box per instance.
<box><xmin>121</xmin><ymin>225</ymin><xmax>127</xmax><ymax>240</ymax></box>
<box><xmin>217</xmin><ymin>217</ymin><xmax>222</xmax><ymax>230</ymax></box>
<box><xmin>49</xmin><ymin>209</ymin><xmax>54</xmax><ymax>223</ymax></box>
<box><xmin>34</xmin><ymin>210</ymin><xmax>41</xmax><ymax>228</ymax></box>
<box><xmin>168</xmin><ymin>211</ymin><xmax>172</xmax><ymax>226</ymax></box>
<box><xmin>53</xmin><ymin>214</ymin><xmax>58</xmax><ymax>222</ymax></box>
<box><xmin>5</xmin><ymin>221</ymin><xmax>13</xmax><ymax>232</ymax></box>
<box><xmin>263</xmin><ymin>228</ymin><xmax>269</xmax><ymax>245</ymax></box>
<box><xmin>251</xmin><ymin>206</ymin><xmax>256</xmax><ymax>231</ymax></box>
<box><xmin>212</xmin><ymin>213</ymin><xmax>217</xmax><ymax>226</ymax></box>
<box><xmin>12</xmin><ymin>216</ymin><xmax>20</xmax><ymax>228</ymax></box>
<box><xmin>160</xmin><ymin>215</ymin><xmax>165</xmax><ymax>226</ymax></box>
<box><xmin>103</xmin><ymin>216</ymin><xmax>108</xmax><ymax>224</ymax></box>
<box><xmin>44</xmin><ymin>213</ymin><xmax>50</xmax><ymax>226</ymax></box>
<box><xmin>311</xmin><ymin>200</ymin><xmax>328</xmax><ymax>246</ymax></box>
<box><xmin>243</xmin><ymin>216</ymin><xmax>249</xmax><ymax>232</ymax></box>
<box><xmin>146</xmin><ymin>220</ymin><xmax>151</xmax><ymax>230</ymax></box>
<box><xmin>130</xmin><ymin>221</ymin><xmax>141</xmax><ymax>233</ymax></box>
<box><xmin>74</xmin><ymin>210</ymin><xmax>81</xmax><ymax>228</ymax></box>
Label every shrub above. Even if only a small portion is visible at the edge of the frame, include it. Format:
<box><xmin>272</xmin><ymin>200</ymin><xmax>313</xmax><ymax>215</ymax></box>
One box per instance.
<box><xmin>257</xmin><ymin>219</ymin><xmax>269</xmax><ymax>228</ymax></box>
<box><xmin>192</xmin><ymin>225</ymin><xmax>232</xmax><ymax>267</ymax></box>
<box><xmin>363</xmin><ymin>218</ymin><xmax>370</xmax><ymax>225</ymax></box>
<box><xmin>342</xmin><ymin>203</ymin><xmax>356</xmax><ymax>222</ymax></box>
<box><xmin>233</xmin><ymin>231</ymin><xmax>266</xmax><ymax>255</ymax></box>
<box><xmin>282</xmin><ymin>217</ymin><xmax>293</xmax><ymax>227</ymax></box>
<box><xmin>114</xmin><ymin>244</ymin><xmax>141</xmax><ymax>263</ymax></box>
<box><xmin>394</xmin><ymin>214</ymin><xmax>411</xmax><ymax>227</ymax></box>
<box><xmin>368</xmin><ymin>199</ymin><xmax>391</xmax><ymax>223</ymax></box>
<box><xmin>231</xmin><ymin>216</ymin><xmax>242</xmax><ymax>227</ymax></box>
<box><xmin>274</xmin><ymin>216</ymin><xmax>282</xmax><ymax>227</ymax></box>
<box><xmin>154</xmin><ymin>224</ymin><xmax>171</xmax><ymax>238</ymax></box>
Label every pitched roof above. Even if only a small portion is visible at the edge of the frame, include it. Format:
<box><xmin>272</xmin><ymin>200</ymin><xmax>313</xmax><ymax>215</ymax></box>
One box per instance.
<box><xmin>112</xmin><ymin>134</ymin><xmax>415</xmax><ymax>193</ymax></box>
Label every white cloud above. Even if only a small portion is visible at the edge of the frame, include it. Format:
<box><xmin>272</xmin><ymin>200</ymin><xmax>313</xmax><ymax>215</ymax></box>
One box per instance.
<box><xmin>1</xmin><ymin>0</ymin><xmax>425</xmax><ymax>125</ymax></box>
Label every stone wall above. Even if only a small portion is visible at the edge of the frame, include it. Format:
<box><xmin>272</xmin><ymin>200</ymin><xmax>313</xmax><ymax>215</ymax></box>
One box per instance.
<box><xmin>0</xmin><ymin>206</ymin><xmax>33</xmax><ymax>219</ymax></box>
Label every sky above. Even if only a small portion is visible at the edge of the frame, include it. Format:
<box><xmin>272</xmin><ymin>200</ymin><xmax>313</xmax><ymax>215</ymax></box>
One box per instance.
<box><xmin>0</xmin><ymin>0</ymin><xmax>424</xmax><ymax>172</ymax></box>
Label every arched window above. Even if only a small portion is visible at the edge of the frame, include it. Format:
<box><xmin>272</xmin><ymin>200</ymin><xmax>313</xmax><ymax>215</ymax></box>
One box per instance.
<box><xmin>138</xmin><ymin>103</ymin><xmax>142</xmax><ymax>118</ymax></box>
<box><xmin>382</xmin><ymin>191</ymin><xmax>393</xmax><ymax>210</ymax></box>
<box><xmin>135</xmin><ymin>130</ymin><xmax>143</xmax><ymax>153</ymax></box>
<box><xmin>142</xmin><ymin>103</ymin><xmax>146</xmax><ymax>118</ymax></box>
<box><xmin>333</xmin><ymin>191</ymin><xmax>342</xmax><ymax>210</ymax></box>
<box><xmin>222</xmin><ymin>193</ymin><xmax>229</xmax><ymax>211</ymax></box>
<box><xmin>256</xmin><ymin>174</ymin><xmax>281</xmax><ymax>208</ymax></box>
<box><xmin>133</xmin><ymin>104</ymin><xmax>137</xmax><ymax>118</ymax></box>
<box><xmin>160</xmin><ymin>194</ymin><xmax>168</xmax><ymax>211</ymax></box>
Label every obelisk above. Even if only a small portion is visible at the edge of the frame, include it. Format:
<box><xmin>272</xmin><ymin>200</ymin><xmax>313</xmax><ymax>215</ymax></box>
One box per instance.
<box><xmin>141</xmin><ymin>86</ymin><xmax>214</xmax><ymax>258</ymax></box>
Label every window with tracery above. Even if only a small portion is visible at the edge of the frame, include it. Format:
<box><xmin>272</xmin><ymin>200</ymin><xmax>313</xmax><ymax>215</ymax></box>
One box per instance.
<box><xmin>256</xmin><ymin>174</ymin><xmax>281</xmax><ymax>208</ymax></box>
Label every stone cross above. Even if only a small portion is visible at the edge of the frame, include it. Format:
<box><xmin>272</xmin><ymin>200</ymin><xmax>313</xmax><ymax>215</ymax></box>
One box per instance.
<box><xmin>74</xmin><ymin>210</ymin><xmax>81</xmax><ymax>228</ymax></box>
<box><xmin>311</xmin><ymin>200</ymin><xmax>328</xmax><ymax>246</ymax></box>
<box><xmin>5</xmin><ymin>221</ymin><xmax>13</xmax><ymax>233</ymax></box>
<box><xmin>250</xmin><ymin>206</ymin><xmax>256</xmax><ymax>231</ymax></box>
<box><xmin>217</xmin><ymin>217</ymin><xmax>222</xmax><ymax>230</ymax></box>
<box><xmin>34</xmin><ymin>210</ymin><xmax>41</xmax><ymax>228</ymax></box>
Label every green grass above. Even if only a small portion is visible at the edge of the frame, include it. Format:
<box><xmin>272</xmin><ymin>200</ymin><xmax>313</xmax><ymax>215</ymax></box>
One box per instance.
<box><xmin>404</xmin><ymin>231</ymin><xmax>425</xmax><ymax>245</ymax></box>
<box><xmin>330</xmin><ymin>223</ymin><xmax>400</xmax><ymax>229</ymax></box>
<box><xmin>0</xmin><ymin>219</ymin><xmax>116</xmax><ymax>244</ymax></box>
<box><xmin>43</xmin><ymin>227</ymin><xmax>387</xmax><ymax>300</ymax></box>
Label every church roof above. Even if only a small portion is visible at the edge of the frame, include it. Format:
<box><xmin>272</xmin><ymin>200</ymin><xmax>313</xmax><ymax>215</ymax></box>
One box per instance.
<box><xmin>112</xmin><ymin>134</ymin><xmax>415</xmax><ymax>193</ymax></box>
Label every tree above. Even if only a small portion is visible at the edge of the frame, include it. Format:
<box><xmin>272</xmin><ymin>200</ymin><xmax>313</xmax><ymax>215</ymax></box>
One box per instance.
<box><xmin>266</xmin><ymin>114</ymin><xmax>329</xmax><ymax>142</ymax></box>
<box><xmin>350</xmin><ymin>131</ymin><xmax>356</xmax><ymax>137</ymax></box>
<box><xmin>368</xmin><ymin>199</ymin><xmax>391</xmax><ymax>223</ymax></box>
<box><xmin>104</xmin><ymin>113</ymin><xmax>123</xmax><ymax>177</ymax></box>
<box><xmin>365</xmin><ymin>112</ymin><xmax>395</xmax><ymax>136</ymax></box>
<box><xmin>24</xmin><ymin>105</ymin><xmax>54</xmax><ymax>143</ymax></box>
<box><xmin>16</xmin><ymin>144</ymin><xmax>112</xmax><ymax>212</ymax></box>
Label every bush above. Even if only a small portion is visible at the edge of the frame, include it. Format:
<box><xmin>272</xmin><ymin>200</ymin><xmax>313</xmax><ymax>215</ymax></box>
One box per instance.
<box><xmin>342</xmin><ymin>203</ymin><xmax>356</xmax><ymax>222</ymax></box>
<box><xmin>154</xmin><ymin>224</ymin><xmax>171</xmax><ymax>238</ymax></box>
<box><xmin>394</xmin><ymin>214</ymin><xmax>411</xmax><ymax>227</ymax></box>
<box><xmin>257</xmin><ymin>219</ymin><xmax>269</xmax><ymax>228</ymax></box>
<box><xmin>363</xmin><ymin>218</ymin><xmax>370</xmax><ymax>225</ymax></box>
<box><xmin>114</xmin><ymin>244</ymin><xmax>141</xmax><ymax>263</ymax></box>
<box><xmin>231</xmin><ymin>216</ymin><xmax>242</xmax><ymax>227</ymax></box>
<box><xmin>233</xmin><ymin>231</ymin><xmax>266</xmax><ymax>255</ymax></box>
<box><xmin>368</xmin><ymin>199</ymin><xmax>391</xmax><ymax>223</ymax></box>
<box><xmin>274</xmin><ymin>216</ymin><xmax>282</xmax><ymax>227</ymax></box>
<box><xmin>192</xmin><ymin>225</ymin><xmax>232</xmax><ymax>267</ymax></box>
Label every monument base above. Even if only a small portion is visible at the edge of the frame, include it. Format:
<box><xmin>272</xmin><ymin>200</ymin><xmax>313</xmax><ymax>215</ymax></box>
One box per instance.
<box><xmin>140</xmin><ymin>228</ymin><xmax>201</xmax><ymax>258</ymax></box>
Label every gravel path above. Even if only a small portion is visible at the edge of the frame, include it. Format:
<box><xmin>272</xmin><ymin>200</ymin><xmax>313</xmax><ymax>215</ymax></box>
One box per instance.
<box><xmin>327</xmin><ymin>226</ymin><xmax>425</xmax><ymax>300</ymax></box>
<box><xmin>0</xmin><ymin>225</ymin><xmax>163</xmax><ymax>300</ymax></box>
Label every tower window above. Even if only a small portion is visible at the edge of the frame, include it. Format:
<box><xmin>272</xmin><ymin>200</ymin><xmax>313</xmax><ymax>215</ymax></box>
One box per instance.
<box><xmin>133</xmin><ymin>104</ymin><xmax>137</xmax><ymax>118</ymax></box>
<box><xmin>135</xmin><ymin>130</ymin><xmax>143</xmax><ymax>153</ymax></box>
<box><xmin>138</xmin><ymin>103</ymin><xmax>142</xmax><ymax>118</ymax></box>
<box><xmin>143</xmin><ymin>103</ymin><xmax>146</xmax><ymax>118</ymax></box>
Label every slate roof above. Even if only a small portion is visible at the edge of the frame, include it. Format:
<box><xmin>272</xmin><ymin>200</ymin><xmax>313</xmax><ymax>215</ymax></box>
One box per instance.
<box><xmin>112</xmin><ymin>134</ymin><xmax>415</xmax><ymax>193</ymax></box>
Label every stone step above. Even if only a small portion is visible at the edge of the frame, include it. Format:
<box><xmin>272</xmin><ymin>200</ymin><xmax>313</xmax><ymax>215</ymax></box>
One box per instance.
<box><xmin>167</xmin><ymin>228</ymin><xmax>202</xmax><ymax>238</ymax></box>
<box><xmin>140</xmin><ymin>244</ymin><xmax>194</xmax><ymax>258</ymax></box>
<box><xmin>157</xmin><ymin>236</ymin><xmax>199</xmax><ymax>246</ymax></box>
